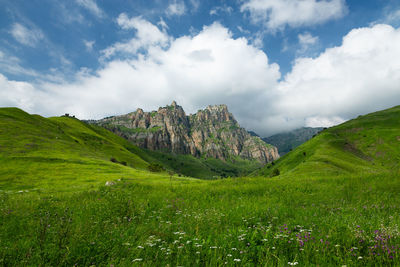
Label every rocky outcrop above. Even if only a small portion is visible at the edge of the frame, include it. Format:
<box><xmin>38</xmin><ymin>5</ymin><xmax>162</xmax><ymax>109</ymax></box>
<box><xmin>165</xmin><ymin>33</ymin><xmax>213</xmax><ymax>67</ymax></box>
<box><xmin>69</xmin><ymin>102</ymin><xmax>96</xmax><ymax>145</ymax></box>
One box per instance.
<box><xmin>93</xmin><ymin>101</ymin><xmax>279</xmax><ymax>163</ymax></box>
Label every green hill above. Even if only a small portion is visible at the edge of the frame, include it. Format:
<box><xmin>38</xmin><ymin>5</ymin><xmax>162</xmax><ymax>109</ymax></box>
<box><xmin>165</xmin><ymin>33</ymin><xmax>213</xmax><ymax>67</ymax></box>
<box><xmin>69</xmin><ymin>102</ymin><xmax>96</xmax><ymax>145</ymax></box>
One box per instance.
<box><xmin>0</xmin><ymin>108</ymin><xmax>259</xmax><ymax>191</ymax></box>
<box><xmin>256</xmin><ymin>105</ymin><xmax>400</xmax><ymax>177</ymax></box>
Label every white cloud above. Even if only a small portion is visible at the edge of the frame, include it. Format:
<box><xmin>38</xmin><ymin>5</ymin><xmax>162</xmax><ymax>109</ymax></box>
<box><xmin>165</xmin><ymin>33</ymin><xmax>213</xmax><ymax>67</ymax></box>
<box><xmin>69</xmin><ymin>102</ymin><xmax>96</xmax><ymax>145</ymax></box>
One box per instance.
<box><xmin>240</xmin><ymin>0</ymin><xmax>347</xmax><ymax>31</ymax></box>
<box><xmin>1</xmin><ymin>22</ymin><xmax>280</xmax><ymax>130</ymax></box>
<box><xmin>10</xmin><ymin>23</ymin><xmax>44</xmax><ymax>47</ymax></box>
<box><xmin>189</xmin><ymin>0</ymin><xmax>200</xmax><ymax>12</ymax></box>
<box><xmin>0</xmin><ymin>74</ymin><xmax>39</xmax><ymax>112</ymax></box>
<box><xmin>83</xmin><ymin>40</ymin><xmax>95</xmax><ymax>51</ymax></box>
<box><xmin>76</xmin><ymin>0</ymin><xmax>104</xmax><ymax>18</ymax></box>
<box><xmin>0</xmin><ymin>50</ymin><xmax>39</xmax><ymax>77</ymax></box>
<box><xmin>2</xmin><ymin>22</ymin><xmax>400</xmax><ymax>137</ymax></box>
<box><xmin>102</xmin><ymin>14</ymin><xmax>169</xmax><ymax>58</ymax></box>
<box><xmin>157</xmin><ymin>17</ymin><xmax>169</xmax><ymax>30</ymax></box>
<box><xmin>267</xmin><ymin>24</ymin><xmax>400</xmax><ymax>133</ymax></box>
<box><xmin>166</xmin><ymin>0</ymin><xmax>186</xmax><ymax>17</ymax></box>
<box><xmin>210</xmin><ymin>5</ymin><xmax>233</xmax><ymax>16</ymax></box>
<box><xmin>297</xmin><ymin>32</ymin><xmax>319</xmax><ymax>54</ymax></box>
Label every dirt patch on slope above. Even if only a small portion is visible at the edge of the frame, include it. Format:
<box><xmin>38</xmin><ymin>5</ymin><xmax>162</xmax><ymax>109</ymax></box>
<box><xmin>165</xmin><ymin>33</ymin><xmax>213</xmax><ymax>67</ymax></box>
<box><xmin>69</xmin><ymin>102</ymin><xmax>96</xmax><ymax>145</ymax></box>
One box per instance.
<box><xmin>344</xmin><ymin>142</ymin><xmax>373</xmax><ymax>161</ymax></box>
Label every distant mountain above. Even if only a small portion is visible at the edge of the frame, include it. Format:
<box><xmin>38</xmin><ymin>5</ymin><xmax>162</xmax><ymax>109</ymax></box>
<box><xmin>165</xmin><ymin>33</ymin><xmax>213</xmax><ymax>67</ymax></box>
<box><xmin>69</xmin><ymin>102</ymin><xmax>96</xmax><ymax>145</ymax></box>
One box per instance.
<box><xmin>263</xmin><ymin>127</ymin><xmax>324</xmax><ymax>156</ymax></box>
<box><xmin>90</xmin><ymin>101</ymin><xmax>279</xmax><ymax>163</ymax></box>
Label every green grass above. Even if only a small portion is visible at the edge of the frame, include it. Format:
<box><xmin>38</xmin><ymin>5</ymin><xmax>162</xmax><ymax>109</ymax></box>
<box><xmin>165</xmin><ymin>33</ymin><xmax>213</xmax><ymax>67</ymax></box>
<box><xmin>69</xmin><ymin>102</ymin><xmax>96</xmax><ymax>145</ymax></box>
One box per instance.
<box><xmin>255</xmin><ymin>105</ymin><xmax>400</xmax><ymax>177</ymax></box>
<box><xmin>1</xmin><ymin>106</ymin><xmax>400</xmax><ymax>266</ymax></box>
<box><xmin>1</xmin><ymin>173</ymin><xmax>400</xmax><ymax>266</ymax></box>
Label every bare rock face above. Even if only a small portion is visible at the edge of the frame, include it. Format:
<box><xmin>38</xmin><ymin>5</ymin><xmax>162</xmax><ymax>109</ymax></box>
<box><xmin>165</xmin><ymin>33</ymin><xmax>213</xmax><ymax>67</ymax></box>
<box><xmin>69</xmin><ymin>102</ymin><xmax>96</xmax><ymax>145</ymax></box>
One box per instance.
<box><xmin>93</xmin><ymin>101</ymin><xmax>279</xmax><ymax>163</ymax></box>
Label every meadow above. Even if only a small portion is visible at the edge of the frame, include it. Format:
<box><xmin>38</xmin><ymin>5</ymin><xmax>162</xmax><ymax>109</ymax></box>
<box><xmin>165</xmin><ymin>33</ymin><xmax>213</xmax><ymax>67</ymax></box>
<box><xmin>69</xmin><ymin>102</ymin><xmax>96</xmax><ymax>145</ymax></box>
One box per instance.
<box><xmin>1</xmin><ymin>106</ymin><xmax>400</xmax><ymax>266</ymax></box>
<box><xmin>1</xmin><ymin>172</ymin><xmax>400</xmax><ymax>266</ymax></box>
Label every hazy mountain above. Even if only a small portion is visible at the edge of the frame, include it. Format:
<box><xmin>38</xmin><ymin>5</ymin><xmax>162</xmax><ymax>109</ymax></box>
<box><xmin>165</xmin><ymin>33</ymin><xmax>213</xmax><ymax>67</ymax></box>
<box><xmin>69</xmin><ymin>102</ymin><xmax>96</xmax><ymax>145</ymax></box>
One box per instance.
<box><xmin>263</xmin><ymin>127</ymin><xmax>324</xmax><ymax>156</ymax></box>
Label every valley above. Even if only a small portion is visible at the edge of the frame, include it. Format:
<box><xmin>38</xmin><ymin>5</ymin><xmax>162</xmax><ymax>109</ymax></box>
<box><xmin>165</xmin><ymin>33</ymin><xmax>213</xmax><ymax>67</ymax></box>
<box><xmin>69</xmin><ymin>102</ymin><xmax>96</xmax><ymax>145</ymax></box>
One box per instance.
<box><xmin>1</xmin><ymin>105</ymin><xmax>400</xmax><ymax>265</ymax></box>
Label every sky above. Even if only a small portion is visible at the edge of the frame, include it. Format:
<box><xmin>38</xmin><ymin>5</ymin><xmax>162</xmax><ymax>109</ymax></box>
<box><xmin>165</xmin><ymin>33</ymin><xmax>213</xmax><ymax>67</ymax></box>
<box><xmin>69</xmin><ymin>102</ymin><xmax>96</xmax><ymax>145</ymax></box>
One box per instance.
<box><xmin>1</xmin><ymin>0</ymin><xmax>400</xmax><ymax>136</ymax></box>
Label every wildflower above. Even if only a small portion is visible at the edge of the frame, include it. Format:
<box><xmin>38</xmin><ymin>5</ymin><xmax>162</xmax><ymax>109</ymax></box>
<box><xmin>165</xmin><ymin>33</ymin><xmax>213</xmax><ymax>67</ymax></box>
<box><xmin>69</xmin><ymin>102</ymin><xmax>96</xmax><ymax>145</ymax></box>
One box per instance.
<box><xmin>288</xmin><ymin>262</ymin><xmax>298</xmax><ymax>266</ymax></box>
<box><xmin>137</xmin><ymin>246</ymin><xmax>144</xmax><ymax>249</ymax></box>
<box><xmin>196</xmin><ymin>251</ymin><xmax>200</xmax><ymax>254</ymax></box>
<box><xmin>210</xmin><ymin>246</ymin><xmax>217</xmax><ymax>249</ymax></box>
<box><xmin>358</xmin><ymin>256</ymin><xmax>363</xmax><ymax>260</ymax></box>
<box><xmin>233</xmin><ymin>259</ymin><xmax>241</xmax><ymax>262</ymax></box>
<box><xmin>272</xmin><ymin>247</ymin><xmax>275</xmax><ymax>249</ymax></box>
<box><xmin>227</xmin><ymin>254</ymin><xmax>232</xmax><ymax>257</ymax></box>
<box><xmin>132</xmin><ymin>258</ymin><xmax>143</xmax><ymax>262</ymax></box>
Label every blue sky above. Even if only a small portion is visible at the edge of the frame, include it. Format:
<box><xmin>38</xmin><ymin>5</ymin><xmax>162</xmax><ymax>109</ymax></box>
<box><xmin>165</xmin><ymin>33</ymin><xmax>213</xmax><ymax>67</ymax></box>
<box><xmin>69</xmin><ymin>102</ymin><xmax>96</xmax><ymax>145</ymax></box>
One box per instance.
<box><xmin>1</xmin><ymin>0</ymin><xmax>400</xmax><ymax>136</ymax></box>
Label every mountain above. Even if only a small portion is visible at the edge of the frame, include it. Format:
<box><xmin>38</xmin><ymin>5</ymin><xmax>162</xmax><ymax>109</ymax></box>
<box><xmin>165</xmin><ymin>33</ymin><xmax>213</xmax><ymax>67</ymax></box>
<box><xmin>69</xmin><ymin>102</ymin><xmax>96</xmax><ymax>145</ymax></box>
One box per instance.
<box><xmin>90</xmin><ymin>101</ymin><xmax>279</xmax><ymax>163</ymax></box>
<box><xmin>255</xmin><ymin>105</ymin><xmax>400</xmax><ymax>177</ymax></box>
<box><xmin>263</xmin><ymin>127</ymin><xmax>324</xmax><ymax>156</ymax></box>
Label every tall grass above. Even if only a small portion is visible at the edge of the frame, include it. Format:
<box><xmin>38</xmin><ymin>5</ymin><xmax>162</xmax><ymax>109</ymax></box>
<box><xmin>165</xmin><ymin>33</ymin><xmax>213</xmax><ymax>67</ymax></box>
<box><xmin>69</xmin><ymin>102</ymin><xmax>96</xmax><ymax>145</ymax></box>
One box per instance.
<box><xmin>1</xmin><ymin>172</ymin><xmax>399</xmax><ymax>266</ymax></box>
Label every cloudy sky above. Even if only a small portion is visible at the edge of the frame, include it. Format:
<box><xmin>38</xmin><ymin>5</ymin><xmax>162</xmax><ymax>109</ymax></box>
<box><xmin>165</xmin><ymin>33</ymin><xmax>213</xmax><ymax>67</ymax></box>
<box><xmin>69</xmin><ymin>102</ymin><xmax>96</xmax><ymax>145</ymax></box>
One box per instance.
<box><xmin>1</xmin><ymin>0</ymin><xmax>400</xmax><ymax>136</ymax></box>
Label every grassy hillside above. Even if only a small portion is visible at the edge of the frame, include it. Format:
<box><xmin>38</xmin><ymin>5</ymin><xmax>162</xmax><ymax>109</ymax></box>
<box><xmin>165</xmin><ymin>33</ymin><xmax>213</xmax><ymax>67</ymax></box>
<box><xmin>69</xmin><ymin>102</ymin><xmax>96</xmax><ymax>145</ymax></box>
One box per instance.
<box><xmin>0</xmin><ymin>108</ymin><xmax>259</xmax><ymax>189</ymax></box>
<box><xmin>256</xmin><ymin>105</ymin><xmax>400</xmax><ymax>177</ymax></box>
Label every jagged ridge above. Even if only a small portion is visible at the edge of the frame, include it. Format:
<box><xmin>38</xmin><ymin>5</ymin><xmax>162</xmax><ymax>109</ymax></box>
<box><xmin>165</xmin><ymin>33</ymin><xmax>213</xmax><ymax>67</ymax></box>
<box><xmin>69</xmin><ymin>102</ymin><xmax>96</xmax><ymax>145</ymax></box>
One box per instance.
<box><xmin>92</xmin><ymin>101</ymin><xmax>279</xmax><ymax>163</ymax></box>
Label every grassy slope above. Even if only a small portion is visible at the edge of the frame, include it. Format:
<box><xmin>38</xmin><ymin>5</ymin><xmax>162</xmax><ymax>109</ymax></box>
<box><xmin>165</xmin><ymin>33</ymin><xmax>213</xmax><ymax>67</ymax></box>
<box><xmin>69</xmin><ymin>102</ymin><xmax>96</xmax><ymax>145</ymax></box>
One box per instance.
<box><xmin>0</xmin><ymin>108</ymin><xmax>259</xmax><ymax>190</ymax></box>
<box><xmin>256</xmin><ymin>105</ymin><xmax>400</xmax><ymax>177</ymax></box>
<box><xmin>0</xmin><ymin>108</ymin><xmax>171</xmax><ymax>192</ymax></box>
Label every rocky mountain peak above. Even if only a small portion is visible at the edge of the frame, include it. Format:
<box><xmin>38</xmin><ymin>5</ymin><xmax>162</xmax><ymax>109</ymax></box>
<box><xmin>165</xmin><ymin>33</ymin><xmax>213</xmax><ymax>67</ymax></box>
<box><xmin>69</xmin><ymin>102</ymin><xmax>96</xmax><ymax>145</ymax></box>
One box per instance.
<box><xmin>93</xmin><ymin>103</ymin><xmax>279</xmax><ymax>163</ymax></box>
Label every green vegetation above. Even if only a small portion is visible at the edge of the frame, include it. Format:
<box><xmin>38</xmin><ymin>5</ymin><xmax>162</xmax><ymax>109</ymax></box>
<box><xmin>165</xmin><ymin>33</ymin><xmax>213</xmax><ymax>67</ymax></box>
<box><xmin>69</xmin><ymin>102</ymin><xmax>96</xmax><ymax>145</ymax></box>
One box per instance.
<box><xmin>138</xmin><ymin>150</ymin><xmax>261</xmax><ymax>179</ymax></box>
<box><xmin>105</xmin><ymin>124</ymin><xmax>162</xmax><ymax>134</ymax></box>
<box><xmin>1</xmin><ymin>106</ymin><xmax>400</xmax><ymax>265</ymax></box>
<box><xmin>256</xmin><ymin>105</ymin><xmax>400</xmax><ymax>177</ymax></box>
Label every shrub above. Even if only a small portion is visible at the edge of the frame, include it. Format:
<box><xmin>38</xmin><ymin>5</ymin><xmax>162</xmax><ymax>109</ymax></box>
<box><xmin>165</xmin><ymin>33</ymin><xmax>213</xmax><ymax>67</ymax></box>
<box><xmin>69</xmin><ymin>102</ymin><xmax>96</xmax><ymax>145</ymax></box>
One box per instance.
<box><xmin>270</xmin><ymin>168</ymin><xmax>280</xmax><ymax>177</ymax></box>
<box><xmin>148</xmin><ymin>163</ymin><xmax>165</xmax><ymax>172</ymax></box>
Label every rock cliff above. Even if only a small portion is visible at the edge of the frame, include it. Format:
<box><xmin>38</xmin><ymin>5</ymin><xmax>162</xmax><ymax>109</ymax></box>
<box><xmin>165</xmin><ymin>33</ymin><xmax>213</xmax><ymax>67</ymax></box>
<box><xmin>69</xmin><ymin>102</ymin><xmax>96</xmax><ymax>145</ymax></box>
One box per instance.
<box><xmin>92</xmin><ymin>101</ymin><xmax>279</xmax><ymax>163</ymax></box>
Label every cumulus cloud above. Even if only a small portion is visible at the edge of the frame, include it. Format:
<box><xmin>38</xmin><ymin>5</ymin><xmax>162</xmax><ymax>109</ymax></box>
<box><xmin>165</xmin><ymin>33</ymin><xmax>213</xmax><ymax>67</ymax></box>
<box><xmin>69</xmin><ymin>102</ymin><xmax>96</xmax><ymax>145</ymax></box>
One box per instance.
<box><xmin>2</xmin><ymin>19</ymin><xmax>400</xmax><ymax>137</ymax></box>
<box><xmin>76</xmin><ymin>0</ymin><xmax>104</xmax><ymax>18</ymax></box>
<box><xmin>166</xmin><ymin>0</ymin><xmax>186</xmax><ymax>17</ymax></box>
<box><xmin>0</xmin><ymin>74</ymin><xmax>39</xmax><ymax>112</ymax></box>
<box><xmin>0</xmin><ymin>20</ymin><xmax>280</xmax><ymax>130</ymax></box>
<box><xmin>102</xmin><ymin>14</ymin><xmax>169</xmax><ymax>58</ymax></box>
<box><xmin>10</xmin><ymin>23</ymin><xmax>44</xmax><ymax>47</ymax></box>
<box><xmin>266</xmin><ymin>24</ymin><xmax>400</xmax><ymax>133</ymax></box>
<box><xmin>240</xmin><ymin>0</ymin><xmax>347</xmax><ymax>31</ymax></box>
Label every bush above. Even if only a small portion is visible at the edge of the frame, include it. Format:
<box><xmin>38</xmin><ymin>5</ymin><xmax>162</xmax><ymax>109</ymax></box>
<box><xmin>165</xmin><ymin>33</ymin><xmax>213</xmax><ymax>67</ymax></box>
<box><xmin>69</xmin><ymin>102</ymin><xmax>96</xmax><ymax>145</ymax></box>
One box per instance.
<box><xmin>148</xmin><ymin>163</ymin><xmax>165</xmax><ymax>172</ymax></box>
<box><xmin>270</xmin><ymin>168</ymin><xmax>280</xmax><ymax>177</ymax></box>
